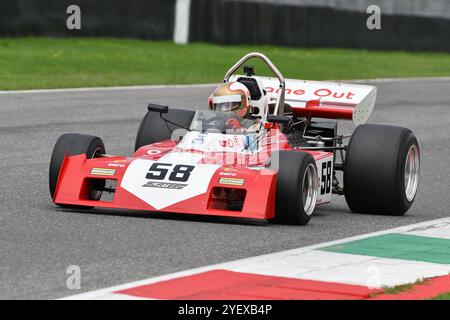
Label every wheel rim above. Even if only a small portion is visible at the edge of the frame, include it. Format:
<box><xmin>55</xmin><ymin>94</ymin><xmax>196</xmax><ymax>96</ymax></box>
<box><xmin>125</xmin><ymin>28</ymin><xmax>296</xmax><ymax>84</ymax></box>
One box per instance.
<box><xmin>302</xmin><ymin>164</ymin><xmax>318</xmax><ymax>216</ymax></box>
<box><xmin>404</xmin><ymin>144</ymin><xmax>420</xmax><ymax>202</ymax></box>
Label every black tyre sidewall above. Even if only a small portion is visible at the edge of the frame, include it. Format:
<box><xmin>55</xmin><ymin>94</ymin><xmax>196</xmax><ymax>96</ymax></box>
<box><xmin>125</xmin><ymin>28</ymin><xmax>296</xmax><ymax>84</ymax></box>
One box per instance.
<box><xmin>49</xmin><ymin>134</ymin><xmax>105</xmax><ymax>199</ymax></box>
<box><xmin>344</xmin><ymin>124</ymin><xmax>419</xmax><ymax>215</ymax></box>
<box><xmin>272</xmin><ymin>150</ymin><xmax>316</xmax><ymax>225</ymax></box>
<box><xmin>134</xmin><ymin>108</ymin><xmax>195</xmax><ymax>151</ymax></box>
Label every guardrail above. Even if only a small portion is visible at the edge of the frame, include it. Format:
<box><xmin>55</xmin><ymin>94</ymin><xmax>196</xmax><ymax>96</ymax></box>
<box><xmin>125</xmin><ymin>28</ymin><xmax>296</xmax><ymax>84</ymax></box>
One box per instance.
<box><xmin>1</xmin><ymin>0</ymin><xmax>449</xmax><ymax>52</ymax></box>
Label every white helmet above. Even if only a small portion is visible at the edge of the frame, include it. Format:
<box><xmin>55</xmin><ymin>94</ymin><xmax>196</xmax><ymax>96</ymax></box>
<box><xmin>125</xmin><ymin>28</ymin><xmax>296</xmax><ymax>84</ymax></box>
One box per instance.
<box><xmin>209</xmin><ymin>82</ymin><xmax>251</xmax><ymax>118</ymax></box>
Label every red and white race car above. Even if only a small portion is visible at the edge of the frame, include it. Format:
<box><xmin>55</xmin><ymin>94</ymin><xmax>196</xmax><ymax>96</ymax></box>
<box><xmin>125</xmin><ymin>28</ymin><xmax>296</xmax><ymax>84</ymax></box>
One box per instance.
<box><xmin>49</xmin><ymin>53</ymin><xmax>420</xmax><ymax>225</ymax></box>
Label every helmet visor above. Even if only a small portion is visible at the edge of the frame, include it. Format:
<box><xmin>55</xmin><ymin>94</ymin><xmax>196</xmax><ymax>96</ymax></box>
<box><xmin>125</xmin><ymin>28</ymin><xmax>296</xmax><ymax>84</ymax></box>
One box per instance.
<box><xmin>212</xmin><ymin>94</ymin><xmax>242</xmax><ymax>112</ymax></box>
<box><xmin>213</xmin><ymin>101</ymin><xmax>241</xmax><ymax>112</ymax></box>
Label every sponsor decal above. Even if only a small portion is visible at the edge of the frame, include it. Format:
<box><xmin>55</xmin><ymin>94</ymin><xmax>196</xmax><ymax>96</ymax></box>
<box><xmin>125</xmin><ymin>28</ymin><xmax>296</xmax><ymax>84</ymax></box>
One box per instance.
<box><xmin>218</xmin><ymin>136</ymin><xmax>242</xmax><ymax>148</ymax></box>
<box><xmin>90</xmin><ymin>168</ymin><xmax>116</xmax><ymax>176</ymax></box>
<box><xmin>219</xmin><ymin>172</ymin><xmax>237</xmax><ymax>177</ymax></box>
<box><xmin>107</xmin><ymin>163</ymin><xmax>126</xmax><ymax>168</ymax></box>
<box><xmin>219</xmin><ymin>177</ymin><xmax>245</xmax><ymax>186</ymax></box>
<box><xmin>219</xmin><ymin>167</ymin><xmax>238</xmax><ymax>176</ymax></box>
<box><xmin>177</xmin><ymin>131</ymin><xmax>261</xmax><ymax>154</ymax></box>
<box><xmin>192</xmin><ymin>133</ymin><xmax>206</xmax><ymax>146</ymax></box>
<box><xmin>265</xmin><ymin>86</ymin><xmax>356</xmax><ymax>100</ymax></box>
<box><xmin>244</xmin><ymin>134</ymin><xmax>257</xmax><ymax>152</ymax></box>
<box><xmin>142</xmin><ymin>181</ymin><xmax>188</xmax><ymax>190</ymax></box>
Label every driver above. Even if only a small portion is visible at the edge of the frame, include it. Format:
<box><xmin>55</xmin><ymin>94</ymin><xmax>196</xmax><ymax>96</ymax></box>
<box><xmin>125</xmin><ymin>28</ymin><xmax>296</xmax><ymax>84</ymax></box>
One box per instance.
<box><xmin>208</xmin><ymin>82</ymin><xmax>260</xmax><ymax>132</ymax></box>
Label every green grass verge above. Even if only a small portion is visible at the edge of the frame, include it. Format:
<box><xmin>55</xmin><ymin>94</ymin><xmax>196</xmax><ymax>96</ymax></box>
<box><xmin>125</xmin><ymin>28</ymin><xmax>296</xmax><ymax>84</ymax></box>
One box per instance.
<box><xmin>430</xmin><ymin>292</ymin><xmax>450</xmax><ymax>300</ymax></box>
<box><xmin>383</xmin><ymin>279</ymin><xmax>426</xmax><ymax>295</ymax></box>
<box><xmin>2</xmin><ymin>37</ymin><xmax>450</xmax><ymax>90</ymax></box>
<box><xmin>381</xmin><ymin>283</ymin><xmax>416</xmax><ymax>295</ymax></box>
<box><xmin>371</xmin><ymin>278</ymin><xmax>450</xmax><ymax>300</ymax></box>
<box><xmin>368</xmin><ymin>279</ymin><xmax>429</xmax><ymax>297</ymax></box>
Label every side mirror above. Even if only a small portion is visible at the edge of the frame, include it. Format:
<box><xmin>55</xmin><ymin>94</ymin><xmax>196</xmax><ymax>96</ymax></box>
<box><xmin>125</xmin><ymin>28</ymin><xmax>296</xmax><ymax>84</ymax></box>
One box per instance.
<box><xmin>267</xmin><ymin>115</ymin><xmax>291</xmax><ymax>124</ymax></box>
<box><xmin>148</xmin><ymin>103</ymin><xmax>169</xmax><ymax>114</ymax></box>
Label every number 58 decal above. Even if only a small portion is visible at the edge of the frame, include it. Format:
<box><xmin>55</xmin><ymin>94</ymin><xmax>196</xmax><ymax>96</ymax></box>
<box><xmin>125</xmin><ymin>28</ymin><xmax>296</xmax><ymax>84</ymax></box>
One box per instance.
<box><xmin>321</xmin><ymin>161</ymin><xmax>332</xmax><ymax>195</ymax></box>
<box><xmin>146</xmin><ymin>163</ymin><xmax>195</xmax><ymax>182</ymax></box>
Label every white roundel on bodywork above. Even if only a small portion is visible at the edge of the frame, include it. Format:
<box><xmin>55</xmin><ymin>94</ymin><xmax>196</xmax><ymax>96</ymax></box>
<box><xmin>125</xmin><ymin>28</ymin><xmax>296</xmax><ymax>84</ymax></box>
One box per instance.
<box><xmin>120</xmin><ymin>153</ymin><xmax>220</xmax><ymax>210</ymax></box>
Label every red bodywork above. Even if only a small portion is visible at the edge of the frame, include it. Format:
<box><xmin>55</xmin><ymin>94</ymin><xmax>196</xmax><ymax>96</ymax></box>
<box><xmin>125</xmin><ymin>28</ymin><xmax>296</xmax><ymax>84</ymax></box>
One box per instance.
<box><xmin>54</xmin><ymin>128</ymin><xmax>332</xmax><ymax>221</ymax></box>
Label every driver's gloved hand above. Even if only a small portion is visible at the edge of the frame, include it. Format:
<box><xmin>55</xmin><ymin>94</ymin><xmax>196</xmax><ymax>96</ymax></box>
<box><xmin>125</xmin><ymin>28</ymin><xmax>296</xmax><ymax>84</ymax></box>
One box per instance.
<box><xmin>226</xmin><ymin>118</ymin><xmax>242</xmax><ymax>131</ymax></box>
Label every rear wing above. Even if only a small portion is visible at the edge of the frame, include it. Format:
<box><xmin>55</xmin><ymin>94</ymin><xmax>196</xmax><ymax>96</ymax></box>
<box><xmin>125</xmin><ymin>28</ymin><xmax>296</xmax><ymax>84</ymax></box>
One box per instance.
<box><xmin>259</xmin><ymin>76</ymin><xmax>377</xmax><ymax>125</ymax></box>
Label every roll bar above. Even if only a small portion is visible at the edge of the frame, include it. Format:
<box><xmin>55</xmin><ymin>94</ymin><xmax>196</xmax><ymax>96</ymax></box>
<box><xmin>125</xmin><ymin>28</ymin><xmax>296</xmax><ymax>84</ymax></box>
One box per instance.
<box><xmin>223</xmin><ymin>52</ymin><xmax>286</xmax><ymax>116</ymax></box>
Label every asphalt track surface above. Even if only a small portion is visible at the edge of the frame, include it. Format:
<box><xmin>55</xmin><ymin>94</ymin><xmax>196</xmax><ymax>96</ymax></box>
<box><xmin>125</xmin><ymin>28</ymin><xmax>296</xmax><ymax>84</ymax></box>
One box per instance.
<box><xmin>0</xmin><ymin>79</ymin><xmax>449</xmax><ymax>299</ymax></box>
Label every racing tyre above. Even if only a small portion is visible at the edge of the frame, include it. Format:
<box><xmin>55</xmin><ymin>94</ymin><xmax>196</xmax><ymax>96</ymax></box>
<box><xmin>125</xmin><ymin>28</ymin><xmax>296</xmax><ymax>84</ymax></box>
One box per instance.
<box><xmin>49</xmin><ymin>134</ymin><xmax>106</xmax><ymax>207</ymax></box>
<box><xmin>135</xmin><ymin>108</ymin><xmax>195</xmax><ymax>151</ymax></box>
<box><xmin>272</xmin><ymin>151</ymin><xmax>318</xmax><ymax>225</ymax></box>
<box><xmin>344</xmin><ymin>124</ymin><xmax>420</xmax><ymax>215</ymax></box>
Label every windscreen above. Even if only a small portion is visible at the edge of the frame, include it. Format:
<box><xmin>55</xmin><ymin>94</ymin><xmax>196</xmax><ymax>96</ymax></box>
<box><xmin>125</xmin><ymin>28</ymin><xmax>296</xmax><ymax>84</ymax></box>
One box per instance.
<box><xmin>189</xmin><ymin>110</ymin><xmax>262</xmax><ymax>134</ymax></box>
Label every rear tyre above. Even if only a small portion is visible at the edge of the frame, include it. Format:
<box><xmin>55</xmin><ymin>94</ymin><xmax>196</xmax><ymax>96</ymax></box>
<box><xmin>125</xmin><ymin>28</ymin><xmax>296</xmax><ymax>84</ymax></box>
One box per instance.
<box><xmin>134</xmin><ymin>108</ymin><xmax>195</xmax><ymax>151</ymax></box>
<box><xmin>271</xmin><ymin>151</ymin><xmax>318</xmax><ymax>225</ymax></box>
<box><xmin>344</xmin><ymin>124</ymin><xmax>420</xmax><ymax>216</ymax></box>
<box><xmin>49</xmin><ymin>134</ymin><xmax>105</xmax><ymax>208</ymax></box>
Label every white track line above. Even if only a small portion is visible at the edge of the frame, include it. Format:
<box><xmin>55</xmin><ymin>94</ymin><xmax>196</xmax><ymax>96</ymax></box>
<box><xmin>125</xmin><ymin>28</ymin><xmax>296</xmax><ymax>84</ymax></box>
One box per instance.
<box><xmin>62</xmin><ymin>217</ymin><xmax>450</xmax><ymax>300</ymax></box>
<box><xmin>1</xmin><ymin>77</ymin><xmax>449</xmax><ymax>95</ymax></box>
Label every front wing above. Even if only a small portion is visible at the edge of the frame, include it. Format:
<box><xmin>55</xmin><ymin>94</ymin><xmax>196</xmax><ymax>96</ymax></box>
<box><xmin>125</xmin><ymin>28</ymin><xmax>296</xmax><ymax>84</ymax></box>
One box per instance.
<box><xmin>54</xmin><ymin>154</ymin><xmax>277</xmax><ymax>220</ymax></box>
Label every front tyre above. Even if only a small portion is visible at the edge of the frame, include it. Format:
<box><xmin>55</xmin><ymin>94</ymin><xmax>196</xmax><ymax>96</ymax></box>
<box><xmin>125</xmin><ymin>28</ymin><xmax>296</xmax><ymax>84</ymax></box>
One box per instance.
<box><xmin>49</xmin><ymin>134</ymin><xmax>105</xmax><ymax>207</ymax></box>
<box><xmin>344</xmin><ymin>124</ymin><xmax>420</xmax><ymax>216</ymax></box>
<box><xmin>135</xmin><ymin>108</ymin><xmax>195</xmax><ymax>151</ymax></box>
<box><xmin>271</xmin><ymin>151</ymin><xmax>318</xmax><ymax>225</ymax></box>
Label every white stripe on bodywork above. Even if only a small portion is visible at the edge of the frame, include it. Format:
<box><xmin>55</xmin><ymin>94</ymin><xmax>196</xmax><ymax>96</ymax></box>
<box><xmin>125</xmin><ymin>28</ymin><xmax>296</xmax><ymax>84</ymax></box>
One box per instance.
<box><xmin>121</xmin><ymin>152</ymin><xmax>220</xmax><ymax>210</ymax></box>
